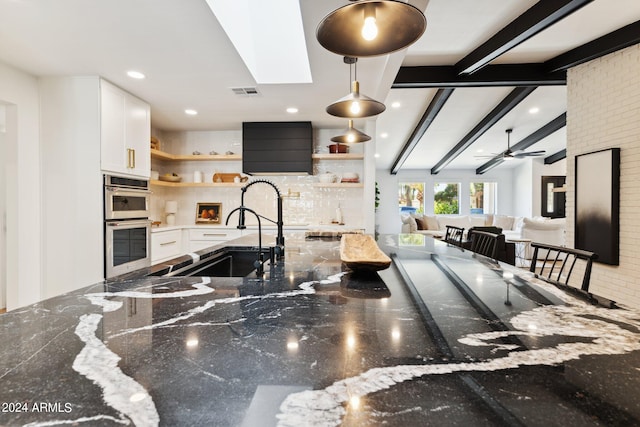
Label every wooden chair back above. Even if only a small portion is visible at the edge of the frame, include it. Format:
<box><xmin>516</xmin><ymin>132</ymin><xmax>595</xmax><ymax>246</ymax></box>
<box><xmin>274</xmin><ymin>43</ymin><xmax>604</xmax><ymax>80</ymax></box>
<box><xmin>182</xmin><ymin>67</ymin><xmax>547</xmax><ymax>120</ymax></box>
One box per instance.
<box><xmin>469</xmin><ymin>230</ymin><xmax>501</xmax><ymax>260</ymax></box>
<box><xmin>529</xmin><ymin>242</ymin><xmax>598</xmax><ymax>293</ymax></box>
<box><xmin>444</xmin><ymin>225</ymin><xmax>465</xmax><ymax>247</ymax></box>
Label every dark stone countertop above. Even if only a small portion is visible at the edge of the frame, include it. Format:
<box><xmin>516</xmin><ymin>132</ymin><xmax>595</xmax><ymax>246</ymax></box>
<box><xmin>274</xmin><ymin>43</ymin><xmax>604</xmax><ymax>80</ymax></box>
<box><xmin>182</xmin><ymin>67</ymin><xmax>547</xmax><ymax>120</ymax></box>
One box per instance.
<box><xmin>2</xmin><ymin>233</ymin><xmax>640</xmax><ymax>426</ymax></box>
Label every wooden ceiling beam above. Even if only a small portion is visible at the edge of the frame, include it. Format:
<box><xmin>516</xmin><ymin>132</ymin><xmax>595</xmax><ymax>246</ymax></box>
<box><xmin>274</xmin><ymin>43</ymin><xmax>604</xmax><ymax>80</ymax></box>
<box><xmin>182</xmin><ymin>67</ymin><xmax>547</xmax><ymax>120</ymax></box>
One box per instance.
<box><xmin>430</xmin><ymin>87</ymin><xmax>536</xmax><ymax>175</ymax></box>
<box><xmin>393</xmin><ymin>64</ymin><xmax>565</xmax><ymax>88</ymax></box>
<box><xmin>545</xmin><ymin>20</ymin><xmax>640</xmax><ymax>72</ymax></box>
<box><xmin>545</xmin><ymin>149</ymin><xmax>567</xmax><ymax>164</ymax></box>
<box><xmin>390</xmin><ymin>89</ymin><xmax>454</xmax><ymax>175</ymax></box>
<box><xmin>475</xmin><ymin>114</ymin><xmax>567</xmax><ymax>174</ymax></box>
<box><xmin>455</xmin><ymin>0</ymin><xmax>594</xmax><ymax>74</ymax></box>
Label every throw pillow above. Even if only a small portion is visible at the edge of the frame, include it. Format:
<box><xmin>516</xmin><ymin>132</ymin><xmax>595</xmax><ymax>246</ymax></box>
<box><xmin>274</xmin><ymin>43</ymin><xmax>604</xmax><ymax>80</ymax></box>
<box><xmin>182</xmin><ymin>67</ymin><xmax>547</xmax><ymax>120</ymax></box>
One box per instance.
<box><xmin>425</xmin><ymin>215</ymin><xmax>439</xmax><ymax>230</ymax></box>
<box><xmin>493</xmin><ymin>215</ymin><xmax>514</xmax><ymax>231</ymax></box>
<box><xmin>415</xmin><ymin>216</ymin><xmax>427</xmax><ymax>230</ymax></box>
<box><xmin>401</xmin><ymin>214</ymin><xmax>418</xmax><ymax>232</ymax></box>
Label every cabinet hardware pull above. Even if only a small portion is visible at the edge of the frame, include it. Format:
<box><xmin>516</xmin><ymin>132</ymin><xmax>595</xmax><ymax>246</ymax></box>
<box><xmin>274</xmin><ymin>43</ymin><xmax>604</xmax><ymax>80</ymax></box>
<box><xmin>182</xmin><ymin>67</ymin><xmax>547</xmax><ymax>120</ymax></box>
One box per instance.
<box><xmin>160</xmin><ymin>240</ymin><xmax>177</xmax><ymax>246</ymax></box>
<box><xmin>203</xmin><ymin>233</ymin><xmax>226</xmax><ymax>237</ymax></box>
<box><xmin>127</xmin><ymin>148</ymin><xmax>136</xmax><ymax>168</ymax></box>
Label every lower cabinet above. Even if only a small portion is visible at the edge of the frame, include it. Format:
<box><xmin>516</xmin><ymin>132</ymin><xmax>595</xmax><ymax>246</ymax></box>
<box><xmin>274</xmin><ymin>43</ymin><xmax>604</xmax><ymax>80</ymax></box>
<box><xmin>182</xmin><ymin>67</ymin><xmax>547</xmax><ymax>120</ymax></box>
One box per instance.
<box><xmin>187</xmin><ymin>228</ymin><xmax>242</xmax><ymax>252</ymax></box>
<box><xmin>151</xmin><ymin>227</ymin><xmax>244</xmax><ymax>264</ymax></box>
<box><xmin>151</xmin><ymin>229</ymin><xmax>183</xmax><ymax>264</ymax></box>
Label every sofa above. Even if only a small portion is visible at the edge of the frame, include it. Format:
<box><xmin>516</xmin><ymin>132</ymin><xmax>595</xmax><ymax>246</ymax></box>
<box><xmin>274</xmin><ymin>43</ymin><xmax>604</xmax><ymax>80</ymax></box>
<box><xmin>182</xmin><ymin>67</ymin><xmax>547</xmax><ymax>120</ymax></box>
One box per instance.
<box><xmin>400</xmin><ymin>213</ymin><xmax>566</xmax><ymax>260</ymax></box>
<box><xmin>401</xmin><ymin>214</ymin><xmax>521</xmax><ymax>237</ymax></box>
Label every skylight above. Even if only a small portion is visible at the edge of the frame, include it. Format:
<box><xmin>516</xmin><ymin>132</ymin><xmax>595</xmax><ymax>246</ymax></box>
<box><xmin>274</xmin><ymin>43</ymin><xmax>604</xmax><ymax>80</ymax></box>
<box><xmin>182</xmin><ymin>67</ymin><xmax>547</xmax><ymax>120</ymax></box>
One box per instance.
<box><xmin>205</xmin><ymin>0</ymin><xmax>312</xmax><ymax>84</ymax></box>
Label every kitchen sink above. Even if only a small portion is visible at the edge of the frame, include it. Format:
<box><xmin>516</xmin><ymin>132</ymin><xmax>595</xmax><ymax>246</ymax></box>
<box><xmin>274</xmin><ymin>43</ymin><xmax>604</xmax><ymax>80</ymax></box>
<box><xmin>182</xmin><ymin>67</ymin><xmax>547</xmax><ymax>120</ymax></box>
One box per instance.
<box><xmin>161</xmin><ymin>247</ymin><xmax>270</xmax><ymax>278</ymax></box>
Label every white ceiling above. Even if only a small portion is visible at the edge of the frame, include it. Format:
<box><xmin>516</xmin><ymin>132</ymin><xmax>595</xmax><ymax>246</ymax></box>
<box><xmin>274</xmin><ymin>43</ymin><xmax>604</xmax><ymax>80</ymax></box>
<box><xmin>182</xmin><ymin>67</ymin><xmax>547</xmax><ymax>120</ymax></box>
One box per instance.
<box><xmin>0</xmin><ymin>0</ymin><xmax>639</xmax><ymax>173</ymax></box>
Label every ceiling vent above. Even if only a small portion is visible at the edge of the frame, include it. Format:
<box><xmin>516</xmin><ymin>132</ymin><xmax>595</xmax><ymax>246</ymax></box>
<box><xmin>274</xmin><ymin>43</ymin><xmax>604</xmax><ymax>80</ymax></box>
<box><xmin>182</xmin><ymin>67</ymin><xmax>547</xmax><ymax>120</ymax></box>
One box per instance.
<box><xmin>231</xmin><ymin>87</ymin><xmax>260</xmax><ymax>96</ymax></box>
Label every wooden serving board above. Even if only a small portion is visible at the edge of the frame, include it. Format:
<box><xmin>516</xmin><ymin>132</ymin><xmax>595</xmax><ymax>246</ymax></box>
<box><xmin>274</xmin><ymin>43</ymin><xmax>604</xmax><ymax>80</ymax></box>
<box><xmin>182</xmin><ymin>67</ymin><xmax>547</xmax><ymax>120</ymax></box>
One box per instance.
<box><xmin>340</xmin><ymin>234</ymin><xmax>391</xmax><ymax>271</ymax></box>
<box><xmin>212</xmin><ymin>173</ymin><xmax>242</xmax><ymax>183</ymax></box>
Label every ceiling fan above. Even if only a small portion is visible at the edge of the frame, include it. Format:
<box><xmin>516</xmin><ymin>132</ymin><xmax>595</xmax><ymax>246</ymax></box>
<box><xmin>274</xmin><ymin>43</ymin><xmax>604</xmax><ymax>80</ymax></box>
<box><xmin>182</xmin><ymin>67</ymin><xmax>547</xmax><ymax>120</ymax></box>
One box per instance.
<box><xmin>476</xmin><ymin>129</ymin><xmax>546</xmax><ymax>160</ymax></box>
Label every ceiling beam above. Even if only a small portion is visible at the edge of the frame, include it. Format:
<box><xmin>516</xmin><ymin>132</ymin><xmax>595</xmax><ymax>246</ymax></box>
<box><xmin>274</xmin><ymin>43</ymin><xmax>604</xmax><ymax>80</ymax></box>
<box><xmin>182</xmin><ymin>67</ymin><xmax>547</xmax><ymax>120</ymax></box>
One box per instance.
<box><xmin>475</xmin><ymin>157</ymin><xmax>505</xmax><ymax>175</ymax></box>
<box><xmin>510</xmin><ymin>113</ymin><xmax>566</xmax><ymax>152</ymax></box>
<box><xmin>455</xmin><ymin>0</ymin><xmax>594</xmax><ymax>75</ymax></box>
<box><xmin>393</xmin><ymin>64</ymin><xmax>566</xmax><ymax>88</ymax></box>
<box><xmin>475</xmin><ymin>113</ymin><xmax>567</xmax><ymax>174</ymax></box>
<box><xmin>545</xmin><ymin>149</ymin><xmax>567</xmax><ymax>164</ymax></box>
<box><xmin>390</xmin><ymin>89</ymin><xmax>454</xmax><ymax>175</ymax></box>
<box><xmin>545</xmin><ymin>20</ymin><xmax>640</xmax><ymax>72</ymax></box>
<box><xmin>430</xmin><ymin>86</ymin><xmax>536</xmax><ymax>175</ymax></box>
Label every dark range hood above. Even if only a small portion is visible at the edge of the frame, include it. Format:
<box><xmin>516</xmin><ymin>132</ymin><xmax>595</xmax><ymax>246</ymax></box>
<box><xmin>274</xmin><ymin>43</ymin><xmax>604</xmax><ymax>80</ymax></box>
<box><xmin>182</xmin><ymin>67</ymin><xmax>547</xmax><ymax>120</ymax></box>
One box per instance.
<box><xmin>242</xmin><ymin>121</ymin><xmax>313</xmax><ymax>175</ymax></box>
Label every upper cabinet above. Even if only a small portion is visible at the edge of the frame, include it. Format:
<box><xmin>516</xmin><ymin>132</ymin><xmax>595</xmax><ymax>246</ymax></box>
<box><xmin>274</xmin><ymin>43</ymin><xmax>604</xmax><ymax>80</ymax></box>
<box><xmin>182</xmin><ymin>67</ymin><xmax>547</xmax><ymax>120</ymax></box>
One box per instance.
<box><xmin>100</xmin><ymin>80</ymin><xmax>151</xmax><ymax>178</ymax></box>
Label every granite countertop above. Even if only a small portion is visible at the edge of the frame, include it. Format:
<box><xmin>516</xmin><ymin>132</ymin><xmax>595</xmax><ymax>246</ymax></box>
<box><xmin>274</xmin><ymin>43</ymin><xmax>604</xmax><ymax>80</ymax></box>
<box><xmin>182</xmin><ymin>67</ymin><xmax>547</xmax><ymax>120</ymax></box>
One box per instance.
<box><xmin>2</xmin><ymin>233</ymin><xmax>640</xmax><ymax>426</ymax></box>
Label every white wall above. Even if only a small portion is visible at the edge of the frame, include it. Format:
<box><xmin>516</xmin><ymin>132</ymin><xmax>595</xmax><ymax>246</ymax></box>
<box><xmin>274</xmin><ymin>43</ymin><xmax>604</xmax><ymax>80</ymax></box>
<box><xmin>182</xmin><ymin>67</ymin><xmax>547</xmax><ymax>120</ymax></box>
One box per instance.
<box><xmin>40</xmin><ymin>76</ymin><xmax>104</xmax><ymax>298</ymax></box>
<box><xmin>511</xmin><ymin>158</ymin><xmax>567</xmax><ymax>218</ymax></box>
<box><xmin>531</xmin><ymin>157</ymin><xmax>566</xmax><ymax>217</ymax></box>
<box><xmin>0</xmin><ymin>61</ymin><xmax>42</xmax><ymax>310</ymax></box>
<box><xmin>566</xmin><ymin>43</ymin><xmax>640</xmax><ymax>308</ymax></box>
<box><xmin>375</xmin><ymin>167</ymin><xmax>515</xmax><ymax>234</ymax></box>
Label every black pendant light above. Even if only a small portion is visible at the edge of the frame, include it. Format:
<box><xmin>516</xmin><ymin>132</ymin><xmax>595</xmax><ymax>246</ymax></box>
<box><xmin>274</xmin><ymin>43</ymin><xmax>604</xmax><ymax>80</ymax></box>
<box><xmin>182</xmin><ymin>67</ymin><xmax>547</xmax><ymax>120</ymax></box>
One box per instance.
<box><xmin>331</xmin><ymin>120</ymin><xmax>371</xmax><ymax>143</ymax></box>
<box><xmin>317</xmin><ymin>0</ymin><xmax>427</xmax><ymax>57</ymax></box>
<box><xmin>326</xmin><ymin>57</ymin><xmax>385</xmax><ymax>118</ymax></box>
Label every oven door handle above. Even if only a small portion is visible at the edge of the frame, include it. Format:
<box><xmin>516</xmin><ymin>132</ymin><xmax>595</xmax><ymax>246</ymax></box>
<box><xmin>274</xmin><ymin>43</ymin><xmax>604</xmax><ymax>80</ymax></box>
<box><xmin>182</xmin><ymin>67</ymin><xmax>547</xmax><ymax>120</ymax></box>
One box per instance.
<box><xmin>106</xmin><ymin>219</ymin><xmax>153</xmax><ymax>227</ymax></box>
<box><xmin>105</xmin><ymin>186</ymin><xmax>152</xmax><ymax>194</ymax></box>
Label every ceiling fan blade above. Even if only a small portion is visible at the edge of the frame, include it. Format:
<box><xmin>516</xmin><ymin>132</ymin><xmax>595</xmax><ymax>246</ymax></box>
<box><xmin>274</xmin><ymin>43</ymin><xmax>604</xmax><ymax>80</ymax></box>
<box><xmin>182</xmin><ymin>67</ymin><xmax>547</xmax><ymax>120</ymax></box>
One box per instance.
<box><xmin>512</xmin><ymin>150</ymin><xmax>545</xmax><ymax>157</ymax></box>
<box><xmin>474</xmin><ymin>153</ymin><xmax>502</xmax><ymax>159</ymax></box>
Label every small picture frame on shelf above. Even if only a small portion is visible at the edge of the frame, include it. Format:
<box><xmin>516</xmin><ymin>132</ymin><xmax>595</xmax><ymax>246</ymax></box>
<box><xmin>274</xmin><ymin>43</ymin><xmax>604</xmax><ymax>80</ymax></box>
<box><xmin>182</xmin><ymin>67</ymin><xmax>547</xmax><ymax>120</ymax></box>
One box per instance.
<box><xmin>196</xmin><ymin>202</ymin><xmax>222</xmax><ymax>224</ymax></box>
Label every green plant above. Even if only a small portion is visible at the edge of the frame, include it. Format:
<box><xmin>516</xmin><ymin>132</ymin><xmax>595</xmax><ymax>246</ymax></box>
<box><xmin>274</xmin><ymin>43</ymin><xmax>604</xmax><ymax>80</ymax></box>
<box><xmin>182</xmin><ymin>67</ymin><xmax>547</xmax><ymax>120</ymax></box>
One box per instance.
<box><xmin>375</xmin><ymin>182</ymin><xmax>380</xmax><ymax>211</ymax></box>
<box><xmin>434</xmin><ymin>200</ymin><xmax>459</xmax><ymax>214</ymax></box>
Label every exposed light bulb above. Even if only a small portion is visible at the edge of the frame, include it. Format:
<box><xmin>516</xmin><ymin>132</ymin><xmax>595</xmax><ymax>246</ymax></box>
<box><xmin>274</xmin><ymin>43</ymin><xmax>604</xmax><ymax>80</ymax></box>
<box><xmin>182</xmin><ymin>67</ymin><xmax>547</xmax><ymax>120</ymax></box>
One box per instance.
<box><xmin>347</xmin><ymin>132</ymin><xmax>356</xmax><ymax>143</ymax></box>
<box><xmin>362</xmin><ymin>16</ymin><xmax>378</xmax><ymax>41</ymax></box>
<box><xmin>350</xmin><ymin>100</ymin><xmax>361</xmax><ymax>114</ymax></box>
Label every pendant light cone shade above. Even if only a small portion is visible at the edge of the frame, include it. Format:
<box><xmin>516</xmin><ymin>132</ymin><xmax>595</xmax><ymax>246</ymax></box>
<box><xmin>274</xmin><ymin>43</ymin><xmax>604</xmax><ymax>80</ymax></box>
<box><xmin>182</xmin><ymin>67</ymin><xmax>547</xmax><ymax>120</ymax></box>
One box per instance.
<box><xmin>331</xmin><ymin>120</ymin><xmax>371</xmax><ymax>143</ymax></box>
<box><xmin>326</xmin><ymin>80</ymin><xmax>386</xmax><ymax>118</ymax></box>
<box><xmin>317</xmin><ymin>0</ymin><xmax>427</xmax><ymax>57</ymax></box>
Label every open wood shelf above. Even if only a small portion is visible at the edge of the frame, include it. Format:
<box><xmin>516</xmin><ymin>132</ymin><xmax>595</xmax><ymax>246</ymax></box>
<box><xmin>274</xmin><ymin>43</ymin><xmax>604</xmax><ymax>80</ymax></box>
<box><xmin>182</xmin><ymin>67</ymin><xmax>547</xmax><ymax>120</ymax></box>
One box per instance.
<box><xmin>150</xmin><ymin>180</ymin><xmax>245</xmax><ymax>188</ymax></box>
<box><xmin>313</xmin><ymin>182</ymin><xmax>364</xmax><ymax>188</ymax></box>
<box><xmin>151</xmin><ymin>148</ymin><xmax>242</xmax><ymax>161</ymax></box>
<box><xmin>312</xmin><ymin>153</ymin><xmax>364</xmax><ymax>160</ymax></box>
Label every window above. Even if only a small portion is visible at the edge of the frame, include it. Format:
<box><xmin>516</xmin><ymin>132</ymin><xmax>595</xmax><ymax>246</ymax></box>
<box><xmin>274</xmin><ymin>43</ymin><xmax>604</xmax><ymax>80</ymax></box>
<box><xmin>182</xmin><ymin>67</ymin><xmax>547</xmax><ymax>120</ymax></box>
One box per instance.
<box><xmin>398</xmin><ymin>182</ymin><xmax>424</xmax><ymax>214</ymax></box>
<box><xmin>470</xmin><ymin>182</ymin><xmax>497</xmax><ymax>214</ymax></box>
<box><xmin>434</xmin><ymin>183</ymin><xmax>459</xmax><ymax>214</ymax></box>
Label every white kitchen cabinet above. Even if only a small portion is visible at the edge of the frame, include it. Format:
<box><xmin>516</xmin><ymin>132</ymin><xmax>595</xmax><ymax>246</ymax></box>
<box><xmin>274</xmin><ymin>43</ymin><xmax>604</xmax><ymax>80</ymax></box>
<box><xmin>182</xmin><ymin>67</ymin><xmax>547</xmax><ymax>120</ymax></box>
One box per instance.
<box><xmin>101</xmin><ymin>79</ymin><xmax>151</xmax><ymax>178</ymax></box>
<box><xmin>188</xmin><ymin>227</ymin><xmax>242</xmax><ymax>252</ymax></box>
<box><xmin>151</xmin><ymin>229</ymin><xmax>183</xmax><ymax>264</ymax></box>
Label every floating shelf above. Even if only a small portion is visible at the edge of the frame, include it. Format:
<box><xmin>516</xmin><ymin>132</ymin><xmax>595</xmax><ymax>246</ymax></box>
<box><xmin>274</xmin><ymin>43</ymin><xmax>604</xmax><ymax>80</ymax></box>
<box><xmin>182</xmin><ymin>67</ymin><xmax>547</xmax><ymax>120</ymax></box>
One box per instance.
<box><xmin>312</xmin><ymin>153</ymin><xmax>364</xmax><ymax>160</ymax></box>
<box><xmin>313</xmin><ymin>182</ymin><xmax>364</xmax><ymax>188</ymax></box>
<box><xmin>151</xmin><ymin>180</ymin><xmax>245</xmax><ymax>188</ymax></box>
<box><xmin>151</xmin><ymin>149</ymin><xmax>241</xmax><ymax>161</ymax></box>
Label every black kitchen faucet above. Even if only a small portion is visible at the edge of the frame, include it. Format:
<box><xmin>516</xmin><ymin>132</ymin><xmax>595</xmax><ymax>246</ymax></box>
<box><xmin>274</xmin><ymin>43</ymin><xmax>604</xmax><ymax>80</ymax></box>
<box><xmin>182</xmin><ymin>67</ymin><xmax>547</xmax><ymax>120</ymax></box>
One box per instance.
<box><xmin>225</xmin><ymin>180</ymin><xmax>285</xmax><ymax>273</ymax></box>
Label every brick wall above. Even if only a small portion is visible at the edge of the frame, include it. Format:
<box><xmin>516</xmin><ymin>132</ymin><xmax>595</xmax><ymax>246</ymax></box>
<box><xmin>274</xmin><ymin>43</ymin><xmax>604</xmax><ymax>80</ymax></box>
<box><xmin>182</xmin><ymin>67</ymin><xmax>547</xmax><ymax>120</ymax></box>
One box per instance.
<box><xmin>567</xmin><ymin>43</ymin><xmax>640</xmax><ymax>308</ymax></box>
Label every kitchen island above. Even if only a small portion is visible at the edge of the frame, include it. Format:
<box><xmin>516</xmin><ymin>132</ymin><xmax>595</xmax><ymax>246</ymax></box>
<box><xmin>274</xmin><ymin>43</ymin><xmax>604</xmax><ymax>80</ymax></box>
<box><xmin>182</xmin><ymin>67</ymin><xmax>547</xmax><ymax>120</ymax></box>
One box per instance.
<box><xmin>1</xmin><ymin>233</ymin><xmax>640</xmax><ymax>426</ymax></box>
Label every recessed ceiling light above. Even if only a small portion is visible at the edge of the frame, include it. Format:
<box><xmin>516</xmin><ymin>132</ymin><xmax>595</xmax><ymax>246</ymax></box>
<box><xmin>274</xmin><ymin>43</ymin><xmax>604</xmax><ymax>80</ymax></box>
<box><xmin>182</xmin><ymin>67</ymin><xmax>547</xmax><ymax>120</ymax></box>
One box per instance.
<box><xmin>529</xmin><ymin>107</ymin><xmax>540</xmax><ymax>114</ymax></box>
<box><xmin>380</xmin><ymin>132</ymin><xmax>388</xmax><ymax>138</ymax></box>
<box><xmin>391</xmin><ymin>102</ymin><xmax>401</xmax><ymax>109</ymax></box>
<box><xmin>127</xmin><ymin>70</ymin><xmax>145</xmax><ymax>79</ymax></box>
<box><xmin>185</xmin><ymin>109</ymin><xmax>198</xmax><ymax>116</ymax></box>
<box><xmin>286</xmin><ymin>107</ymin><xmax>298</xmax><ymax>114</ymax></box>
<box><xmin>374</xmin><ymin>153</ymin><xmax>380</xmax><ymax>158</ymax></box>
<box><xmin>477</xmin><ymin>149</ymin><xmax>484</xmax><ymax>153</ymax></box>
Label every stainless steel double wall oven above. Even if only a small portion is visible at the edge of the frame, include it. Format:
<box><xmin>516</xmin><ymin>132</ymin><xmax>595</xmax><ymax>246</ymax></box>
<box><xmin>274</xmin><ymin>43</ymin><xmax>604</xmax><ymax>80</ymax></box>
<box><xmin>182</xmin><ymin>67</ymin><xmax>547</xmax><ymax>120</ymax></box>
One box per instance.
<box><xmin>104</xmin><ymin>175</ymin><xmax>152</xmax><ymax>278</ymax></box>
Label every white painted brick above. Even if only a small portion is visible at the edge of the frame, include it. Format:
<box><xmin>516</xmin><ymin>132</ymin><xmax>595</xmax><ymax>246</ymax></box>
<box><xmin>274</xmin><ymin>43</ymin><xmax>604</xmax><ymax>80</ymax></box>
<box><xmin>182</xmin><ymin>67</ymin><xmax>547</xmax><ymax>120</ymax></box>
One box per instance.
<box><xmin>567</xmin><ymin>43</ymin><xmax>640</xmax><ymax>308</ymax></box>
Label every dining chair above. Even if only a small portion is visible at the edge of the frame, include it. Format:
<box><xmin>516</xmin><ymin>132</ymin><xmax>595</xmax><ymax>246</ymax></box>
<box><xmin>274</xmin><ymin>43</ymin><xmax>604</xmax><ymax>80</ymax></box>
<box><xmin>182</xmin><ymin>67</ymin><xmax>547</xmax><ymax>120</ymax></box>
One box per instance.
<box><xmin>444</xmin><ymin>225</ymin><xmax>465</xmax><ymax>247</ymax></box>
<box><xmin>469</xmin><ymin>230</ymin><xmax>501</xmax><ymax>260</ymax></box>
<box><xmin>529</xmin><ymin>242</ymin><xmax>598</xmax><ymax>293</ymax></box>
